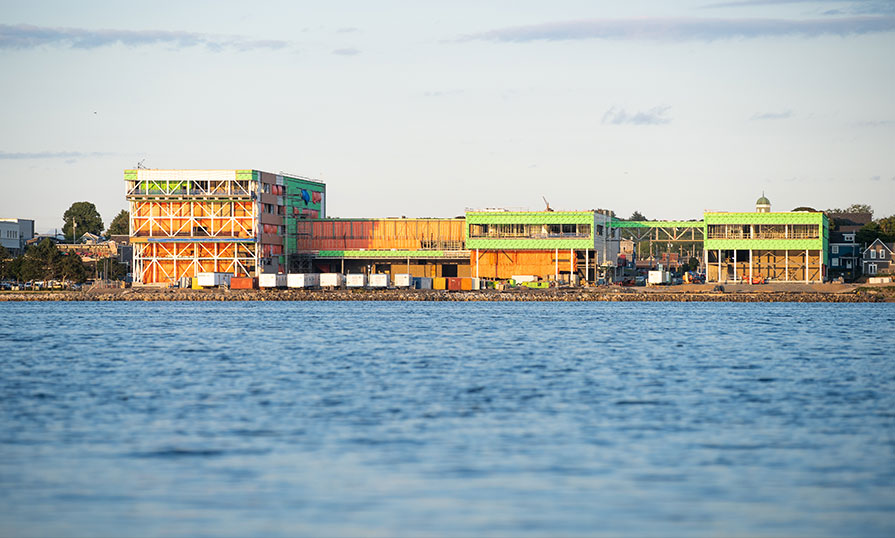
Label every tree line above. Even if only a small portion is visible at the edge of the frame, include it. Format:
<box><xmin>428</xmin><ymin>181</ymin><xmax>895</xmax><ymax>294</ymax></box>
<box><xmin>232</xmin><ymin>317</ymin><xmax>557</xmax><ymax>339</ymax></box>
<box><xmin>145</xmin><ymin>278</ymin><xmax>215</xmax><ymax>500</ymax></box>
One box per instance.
<box><xmin>0</xmin><ymin>202</ymin><xmax>130</xmax><ymax>284</ymax></box>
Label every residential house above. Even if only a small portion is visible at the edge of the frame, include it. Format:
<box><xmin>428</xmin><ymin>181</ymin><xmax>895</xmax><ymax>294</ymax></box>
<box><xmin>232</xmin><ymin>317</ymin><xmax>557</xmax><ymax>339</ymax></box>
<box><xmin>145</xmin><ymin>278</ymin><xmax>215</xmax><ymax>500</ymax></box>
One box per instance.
<box><xmin>862</xmin><ymin>238</ymin><xmax>894</xmax><ymax>276</ymax></box>
<box><xmin>829</xmin><ymin>230</ymin><xmax>861</xmax><ymax>281</ymax></box>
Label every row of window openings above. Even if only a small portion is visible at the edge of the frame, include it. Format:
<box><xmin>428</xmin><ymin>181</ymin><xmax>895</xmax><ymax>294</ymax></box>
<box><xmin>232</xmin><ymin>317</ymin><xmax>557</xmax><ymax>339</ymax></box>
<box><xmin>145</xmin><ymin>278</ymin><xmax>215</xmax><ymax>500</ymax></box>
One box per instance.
<box><xmin>868</xmin><ymin>250</ymin><xmax>887</xmax><ymax>259</ymax></box>
<box><xmin>469</xmin><ymin>223</ymin><xmax>601</xmax><ymax>239</ymax></box>
<box><xmin>706</xmin><ymin>224</ymin><xmax>820</xmax><ymax>240</ymax></box>
<box><xmin>4</xmin><ymin>231</ymin><xmax>18</xmax><ymax>238</ymax></box>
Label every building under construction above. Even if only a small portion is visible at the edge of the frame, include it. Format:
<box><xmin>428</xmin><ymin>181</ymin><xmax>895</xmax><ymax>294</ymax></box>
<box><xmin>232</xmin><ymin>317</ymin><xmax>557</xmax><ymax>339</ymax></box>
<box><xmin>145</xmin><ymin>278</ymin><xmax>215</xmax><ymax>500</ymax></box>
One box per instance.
<box><xmin>703</xmin><ymin>196</ymin><xmax>829</xmax><ymax>283</ymax></box>
<box><xmin>293</xmin><ymin>218</ymin><xmax>469</xmax><ymax>277</ymax></box>
<box><xmin>465</xmin><ymin>210</ymin><xmax>619</xmax><ymax>281</ymax></box>
<box><xmin>126</xmin><ymin>169</ymin><xmax>325</xmax><ymax>285</ymax></box>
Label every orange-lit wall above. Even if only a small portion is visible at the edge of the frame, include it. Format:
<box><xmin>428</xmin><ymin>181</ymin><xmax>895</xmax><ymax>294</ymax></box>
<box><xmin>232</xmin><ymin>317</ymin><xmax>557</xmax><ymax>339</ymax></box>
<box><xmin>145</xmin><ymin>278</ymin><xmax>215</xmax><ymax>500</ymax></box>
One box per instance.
<box><xmin>131</xmin><ymin>201</ymin><xmax>256</xmax><ymax>238</ymax></box>
<box><xmin>133</xmin><ymin>242</ymin><xmax>256</xmax><ymax>284</ymax></box>
<box><xmin>296</xmin><ymin>219</ymin><xmax>465</xmax><ymax>251</ymax></box>
<box><xmin>471</xmin><ymin>250</ymin><xmax>577</xmax><ymax>279</ymax></box>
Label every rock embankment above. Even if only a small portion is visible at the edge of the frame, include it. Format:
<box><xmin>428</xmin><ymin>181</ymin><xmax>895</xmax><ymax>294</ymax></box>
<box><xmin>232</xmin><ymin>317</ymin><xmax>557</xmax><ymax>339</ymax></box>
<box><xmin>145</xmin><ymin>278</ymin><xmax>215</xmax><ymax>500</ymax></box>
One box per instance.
<box><xmin>2</xmin><ymin>286</ymin><xmax>891</xmax><ymax>302</ymax></box>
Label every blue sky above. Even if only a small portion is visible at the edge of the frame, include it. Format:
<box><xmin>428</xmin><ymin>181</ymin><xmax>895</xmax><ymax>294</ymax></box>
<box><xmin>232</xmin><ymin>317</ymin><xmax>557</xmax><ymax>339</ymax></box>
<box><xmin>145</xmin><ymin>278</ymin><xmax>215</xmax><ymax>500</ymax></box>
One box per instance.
<box><xmin>1</xmin><ymin>0</ymin><xmax>893</xmax><ymax>232</ymax></box>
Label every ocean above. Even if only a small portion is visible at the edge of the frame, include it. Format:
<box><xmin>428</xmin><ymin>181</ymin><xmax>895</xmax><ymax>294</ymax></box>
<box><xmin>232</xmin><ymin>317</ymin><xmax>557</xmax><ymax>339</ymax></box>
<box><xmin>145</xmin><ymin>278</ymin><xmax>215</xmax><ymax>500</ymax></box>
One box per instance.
<box><xmin>1</xmin><ymin>301</ymin><xmax>893</xmax><ymax>536</ymax></box>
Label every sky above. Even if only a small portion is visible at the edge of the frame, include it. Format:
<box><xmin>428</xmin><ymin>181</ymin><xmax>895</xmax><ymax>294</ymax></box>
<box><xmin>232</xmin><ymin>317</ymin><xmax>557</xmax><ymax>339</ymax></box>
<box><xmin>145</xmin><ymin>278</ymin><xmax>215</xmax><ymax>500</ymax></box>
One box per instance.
<box><xmin>1</xmin><ymin>0</ymin><xmax>893</xmax><ymax>233</ymax></box>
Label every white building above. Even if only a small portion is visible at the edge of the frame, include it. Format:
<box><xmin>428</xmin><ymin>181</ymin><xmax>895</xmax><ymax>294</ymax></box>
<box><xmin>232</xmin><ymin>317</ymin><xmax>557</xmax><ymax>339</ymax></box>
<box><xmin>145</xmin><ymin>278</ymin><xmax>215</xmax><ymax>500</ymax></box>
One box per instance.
<box><xmin>0</xmin><ymin>218</ymin><xmax>34</xmax><ymax>256</ymax></box>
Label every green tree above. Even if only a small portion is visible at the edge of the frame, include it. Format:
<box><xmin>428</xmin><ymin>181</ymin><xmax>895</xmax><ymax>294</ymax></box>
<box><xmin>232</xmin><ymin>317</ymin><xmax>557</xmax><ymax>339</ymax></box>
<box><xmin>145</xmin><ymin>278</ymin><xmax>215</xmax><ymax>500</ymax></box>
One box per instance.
<box><xmin>825</xmin><ymin>203</ymin><xmax>873</xmax><ymax>218</ymax></box>
<box><xmin>629</xmin><ymin>211</ymin><xmax>647</xmax><ymax>221</ymax></box>
<box><xmin>59</xmin><ymin>253</ymin><xmax>87</xmax><ymax>283</ymax></box>
<box><xmin>858</xmin><ymin>215</ymin><xmax>895</xmax><ymax>244</ymax></box>
<box><xmin>63</xmin><ymin>201</ymin><xmax>104</xmax><ymax>242</ymax></box>
<box><xmin>106</xmin><ymin>209</ymin><xmax>129</xmax><ymax>237</ymax></box>
<box><xmin>20</xmin><ymin>239</ymin><xmax>62</xmax><ymax>281</ymax></box>
<box><xmin>0</xmin><ymin>244</ymin><xmax>9</xmax><ymax>280</ymax></box>
<box><xmin>688</xmin><ymin>257</ymin><xmax>699</xmax><ymax>271</ymax></box>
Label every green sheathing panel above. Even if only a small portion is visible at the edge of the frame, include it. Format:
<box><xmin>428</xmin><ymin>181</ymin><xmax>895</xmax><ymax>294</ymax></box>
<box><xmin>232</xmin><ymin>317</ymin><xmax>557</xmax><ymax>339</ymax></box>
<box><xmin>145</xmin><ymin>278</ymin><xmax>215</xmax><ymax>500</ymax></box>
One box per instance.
<box><xmin>236</xmin><ymin>170</ymin><xmax>254</xmax><ymax>181</ymax></box>
<box><xmin>611</xmin><ymin>220</ymin><xmax>703</xmax><ymax>228</ymax></box>
<box><xmin>283</xmin><ymin>174</ymin><xmax>326</xmax><ymax>253</ymax></box>
<box><xmin>465</xmin><ymin>211</ymin><xmax>595</xmax><ymax>250</ymax></box>
<box><xmin>703</xmin><ymin>212</ymin><xmax>828</xmax><ymax>252</ymax></box>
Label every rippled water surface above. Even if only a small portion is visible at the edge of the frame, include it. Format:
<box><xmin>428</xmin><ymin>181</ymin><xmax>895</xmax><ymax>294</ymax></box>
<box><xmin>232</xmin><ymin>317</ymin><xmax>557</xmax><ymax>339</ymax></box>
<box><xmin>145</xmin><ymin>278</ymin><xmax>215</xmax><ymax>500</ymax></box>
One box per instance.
<box><xmin>1</xmin><ymin>301</ymin><xmax>893</xmax><ymax>537</ymax></box>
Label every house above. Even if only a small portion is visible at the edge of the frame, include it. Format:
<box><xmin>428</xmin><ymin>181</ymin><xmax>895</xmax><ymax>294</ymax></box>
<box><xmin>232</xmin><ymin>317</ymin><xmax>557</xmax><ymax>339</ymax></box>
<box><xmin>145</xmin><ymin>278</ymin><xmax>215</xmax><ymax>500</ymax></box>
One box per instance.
<box><xmin>862</xmin><ymin>239</ymin><xmax>894</xmax><ymax>276</ymax></box>
<box><xmin>828</xmin><ymin>230</ymin><xmax>861</xmax><ymax>281</ymax></box>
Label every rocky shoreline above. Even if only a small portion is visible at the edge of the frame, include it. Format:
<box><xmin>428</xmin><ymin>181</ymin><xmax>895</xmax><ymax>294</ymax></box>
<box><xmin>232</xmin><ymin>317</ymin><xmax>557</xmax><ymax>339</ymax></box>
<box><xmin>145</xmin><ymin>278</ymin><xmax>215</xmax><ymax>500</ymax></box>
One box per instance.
<box><xmin>2</xmin><ymin>286</ymin><xmax>892</xmax><ymax>302</ymax></box>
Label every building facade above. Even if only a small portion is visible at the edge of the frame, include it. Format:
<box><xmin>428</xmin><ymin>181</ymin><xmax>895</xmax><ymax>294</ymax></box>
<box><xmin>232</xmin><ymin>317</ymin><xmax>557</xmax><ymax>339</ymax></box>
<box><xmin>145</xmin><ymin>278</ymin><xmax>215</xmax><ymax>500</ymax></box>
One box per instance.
<box><xmin>126</xmin><ymin>169</ymin><xmax>324</xmax><ymax>284</ymax></box>
<box><xmin>703</xmin><ymin>197</ymin><xmax>828</xmax><ymax>283</ymax></box>
<box><xmin>828</xmin><ymin>230</ymin><xmax>861</xmax><ymax>281</ymax></box>
<box><xmin>465</xmin><ymin>210</ymin><xmax>619</xmax><ymax>281</ymax></box>
<box><xmin>0</xmin><ymin>218</ymin><xmax>35</xmax><ymax>256</ymax></box>
<box><xmin>862</xmin><ymin>238</ymin><xmax>893</xmax><ymax>276</ymax></box>
<box><xmin>295</xmin><ymin>217</ymin><xmax>469</xmax><ymax>277</ymax></box>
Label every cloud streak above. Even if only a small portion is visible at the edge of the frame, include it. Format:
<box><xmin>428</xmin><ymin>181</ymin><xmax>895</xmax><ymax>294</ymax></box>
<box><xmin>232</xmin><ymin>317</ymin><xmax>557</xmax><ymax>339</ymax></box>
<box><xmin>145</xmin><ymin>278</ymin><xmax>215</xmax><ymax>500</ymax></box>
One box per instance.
<box><xmin>0</xmin><ymin>151</ymin><xmax>115</xmax><ymax>160</ymax></box>
<box><xmin>460</xmin><ymin>15</ymin><xmax>895</xmax><ymax>43</ymax></box>
<box><xmin>701</xmin><ymin>1</ymin><xmax>895</xmax><ymax>15</ymax></box>
<box><xmin>0</xmin><ymin>24</ymin><xmax>290</xmax><ymax>51</ymax></box>
<box><xmin>602</xmin><ymin>106</ymin><xmax>672</xmax><ymax>125</ymax></box>
<box><xmin>332</xmin><ymin>47</ymin><xmax>361</xmax><ymax>56</ymax></box>
<box><xmin>752</xmin><ymin>110</ymin><xmax>793</xmax><ymax>120</ymax></box>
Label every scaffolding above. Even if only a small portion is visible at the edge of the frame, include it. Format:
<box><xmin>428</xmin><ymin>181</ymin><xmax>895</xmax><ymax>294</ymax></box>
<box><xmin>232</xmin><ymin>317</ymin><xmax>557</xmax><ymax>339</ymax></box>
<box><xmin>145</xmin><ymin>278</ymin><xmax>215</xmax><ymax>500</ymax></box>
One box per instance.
<box><xmin>126</xmin><ymin>169</ymin><xmax>259</xmax><ymax>284</ymax></box>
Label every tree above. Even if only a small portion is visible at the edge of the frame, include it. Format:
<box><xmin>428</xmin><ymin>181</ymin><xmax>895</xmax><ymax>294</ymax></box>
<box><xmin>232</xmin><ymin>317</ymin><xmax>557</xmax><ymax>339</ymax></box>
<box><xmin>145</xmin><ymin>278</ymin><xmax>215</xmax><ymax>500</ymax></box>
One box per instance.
<box><xmin>688</xmin><ymin>257</ymin><xmax>699</xmax><ymax>271</ymax></box>
<box><xmin>63</xmin><ymin>202</ymin><xmax>104</xmax><ymax>242</ymax></box>
<box><xmin>58</xmin><ymin>253</ymin><xmax>87</xmax><ymax>283</ymax></box>
<box><xmin>0</xmin><ymin>244</ymin><xmax>9</xmax><ymax>280</ymax></box>
<box><xmin>825</xmin><ymin>203</ymin><xmax>873</xmax><ymax>218</ymax></box>
<box><xmin>19</xmin><ymin>239</ymin><xmax>62</xmax><ymax>281</ymax></box>
<box><xmin>629</xmin><ymin>211</ymin><xmax>647</xmax><ymax>221</ymax></box>
<box><xmin>857</xmin><ymin>216</ymin><xmax>895</xmax><ymax>245</ymax></box>
<box><xmin>106</xmin><ymin>209</ymin><xmax>129</xmax><ymax>237</ymax></box>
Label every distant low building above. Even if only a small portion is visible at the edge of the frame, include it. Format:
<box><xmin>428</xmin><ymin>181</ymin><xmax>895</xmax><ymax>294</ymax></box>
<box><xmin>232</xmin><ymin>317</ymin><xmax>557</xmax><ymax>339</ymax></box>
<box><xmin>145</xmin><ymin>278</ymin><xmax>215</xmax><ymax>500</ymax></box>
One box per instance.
<box><xmin>0</xmin><ymin>218</ymin><xmax>34</xmax><ymax>256</ymax></box>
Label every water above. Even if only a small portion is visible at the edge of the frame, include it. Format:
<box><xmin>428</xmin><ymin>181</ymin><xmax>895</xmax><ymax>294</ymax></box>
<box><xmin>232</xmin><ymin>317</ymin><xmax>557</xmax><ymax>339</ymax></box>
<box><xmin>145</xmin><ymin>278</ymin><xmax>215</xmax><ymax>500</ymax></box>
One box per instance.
<box><xmin>1</xmin><ymin>301</ymin><xmax>893</xmax><ymax>537</ymax></box>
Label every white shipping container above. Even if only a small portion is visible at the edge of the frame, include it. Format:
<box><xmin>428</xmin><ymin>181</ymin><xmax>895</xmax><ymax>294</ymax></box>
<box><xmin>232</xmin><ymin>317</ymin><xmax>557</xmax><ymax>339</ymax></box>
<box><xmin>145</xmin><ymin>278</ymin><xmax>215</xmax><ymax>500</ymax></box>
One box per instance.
<box><xmin>369</xmin><ymin>274</ymin><xmax>389</xmax><ymax>288</ymax></box>
<box><xmin>648</xmin><ymin>270</ymin><xmax>670</xmax><ymax>285</ymax></box>
<box><xmin>394</xmin><ymin>273</ymin><xmax>412</xmax><ymax>288</ymax></box>
<box><xmin>259</xmin><ymin>273</ymin><xmax>287</xmax><ymax>288</ymax></box>
<box><xmin>471</xmin><ymin>277</ymin><xmax>480</xmax><ymax>290</ymax></box>
<box><xmin>512</xmin><ymin>275</ymin><xmax>538</xmax><ymax>283</ymax></box>
<box><xmin>319</xmin><ymin>273</ymin><xmax>344</xmax><ymax>288</ymax></box>
<box><xmin>287</xmin><ymin>273</ymin><xmax>319</xmax><ymax>288</ymax></box>
<box><xmin>197</xmin><ymin>272</ymin><xmax>231</xmax><ymax>287</ymax></box>
<box><xmin>346</xmin><ymin>274</ymin><xmax>367</xmax><ymax>288</ymax></box>
<box><xmin>417</xmin><ymin>277</ymin><xmax>433</xmax><ymax>290</ymax></box>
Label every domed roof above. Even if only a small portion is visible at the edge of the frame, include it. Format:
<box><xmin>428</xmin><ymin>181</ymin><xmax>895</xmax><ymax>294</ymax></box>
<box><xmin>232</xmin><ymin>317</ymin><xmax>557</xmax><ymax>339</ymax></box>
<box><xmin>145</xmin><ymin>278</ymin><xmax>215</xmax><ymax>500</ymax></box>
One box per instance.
<box><xmin>756</xmin><ymin>194</ymin><xmax>771</xmax><ymax>206</ymax></box>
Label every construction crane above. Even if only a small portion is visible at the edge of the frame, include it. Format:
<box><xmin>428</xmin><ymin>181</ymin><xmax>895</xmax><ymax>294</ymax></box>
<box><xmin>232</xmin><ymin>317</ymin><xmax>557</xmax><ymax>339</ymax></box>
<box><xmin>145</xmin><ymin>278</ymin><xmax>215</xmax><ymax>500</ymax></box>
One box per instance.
<box><xmin>542</xmin><ymin>196</ymin><xmax>554</xmax><ymax>212</ymax></box>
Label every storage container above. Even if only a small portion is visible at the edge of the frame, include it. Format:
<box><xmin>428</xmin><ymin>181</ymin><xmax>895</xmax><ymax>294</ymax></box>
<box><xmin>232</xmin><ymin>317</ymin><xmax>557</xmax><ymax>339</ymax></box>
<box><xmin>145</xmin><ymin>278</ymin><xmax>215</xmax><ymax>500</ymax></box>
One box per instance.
<box><xmin>394</xmin><ymin>273</ymin><xmax>412</xmax><ymax>288</ymax></box>
<box><xmin>197</xmin><ymin>272</ymin><xmax>231</xmax><ymax>287</ymax></box>
<box><xmin>433</xmin><ymin>277</ymin><xmax>447</xmax><ymax>290</ymax></box>
<box><xmin>287</xmin><ymin>273</ymin><xmax>319</xmax><ymax>288</ymax></box>
<box><xmin>319</xmin><ymin>273</ymin><xmax>345</xmax><ymax>288</ymax></box>
<box><xmin>470</xmin><ymin>278</ymin><xmax>480</xmax><ymax>290</ymax></box>
<box><xmin>346</xmin><ymin>274</ymin><xmax>367</xmax><ymax>288</ymax></box>
<box><xmin>230</xmin><ymin>276</ymin><xmax>257</xmax><ymax>289</ymax></box>
<box><xmin>511</xmin><ymin>275</ymin><xmax>538</xmax><ymax>283</ymax></box>
<box><xmin>259</xmin><ymin>273</ymin><xmax>287</xmax><ymax>288</ymax></box>
<box><xmin>369</xmin><ymin>274</ymin><xmax>389</xmax><ymax>288</ymax></box>
<box><xmin>447</xmin><ymin>277</ymin><xmax>462</xmax><ymax>291</ymax></box>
